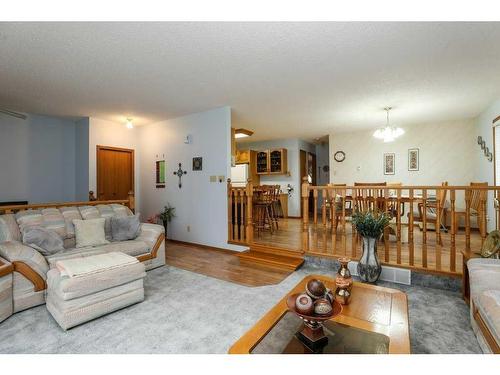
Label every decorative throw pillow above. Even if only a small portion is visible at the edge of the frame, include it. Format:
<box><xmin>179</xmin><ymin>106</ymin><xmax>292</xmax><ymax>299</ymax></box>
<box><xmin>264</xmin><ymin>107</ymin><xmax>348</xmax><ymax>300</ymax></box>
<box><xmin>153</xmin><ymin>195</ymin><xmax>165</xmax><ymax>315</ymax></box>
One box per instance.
<box><xmin>22</xmin><ymin>226</ymin><xmax>64</xmax><ymax>256</ymax></box>
<box><xmin>73</xmin><ymin>218</ymin><xmax>109</xmax><ymax>248</ymax></box>
<box><xmin>111</xmin><ymin>214</ymin><xmax>141</xmax><ymax>241</ymax></box>
<box><xmin>0</xmin><ymin>214</ymin><xmax>21</xmax><ymax>242</ymax></box>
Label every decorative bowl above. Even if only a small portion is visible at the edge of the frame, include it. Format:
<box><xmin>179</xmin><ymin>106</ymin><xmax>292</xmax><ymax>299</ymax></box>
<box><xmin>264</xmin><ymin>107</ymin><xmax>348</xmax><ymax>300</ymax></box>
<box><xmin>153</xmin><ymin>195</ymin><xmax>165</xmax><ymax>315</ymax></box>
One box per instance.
<box><xmin>287</xmin><ymin>293</ymin><xmax>342</xmax><ymax>322</ymax></box>
<box><xmin>287</xmin><ymin>292</ymin><xmax>343</xmax><ymax>344</ymax></box>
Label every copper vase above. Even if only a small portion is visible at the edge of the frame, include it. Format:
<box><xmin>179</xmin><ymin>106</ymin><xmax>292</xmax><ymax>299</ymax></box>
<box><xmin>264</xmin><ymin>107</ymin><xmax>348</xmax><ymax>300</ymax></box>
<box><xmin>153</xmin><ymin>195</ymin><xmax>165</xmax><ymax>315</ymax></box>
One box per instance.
<box><xmin>335</xmin><ymin>257</ymin><xmax>352</xmax><ymax>305</ymax></box>
<box><xmin>335</xmin><ymin>257</ymin><xmax>353</xmax><ymax>291</ymax></box>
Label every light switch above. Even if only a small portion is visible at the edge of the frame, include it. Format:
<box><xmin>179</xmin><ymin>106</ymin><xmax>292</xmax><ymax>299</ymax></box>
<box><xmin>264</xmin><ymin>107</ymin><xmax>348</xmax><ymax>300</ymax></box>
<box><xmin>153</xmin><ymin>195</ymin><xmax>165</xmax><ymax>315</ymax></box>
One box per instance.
<box><xmin>218</xmin><ymin>175</ymin><xmax>225</xmax><ymax>183</ymax></box>
<box><xmin>210</xmin><ymin>175</ymin><xmax>217</xmax><ymax>183</ymax></box>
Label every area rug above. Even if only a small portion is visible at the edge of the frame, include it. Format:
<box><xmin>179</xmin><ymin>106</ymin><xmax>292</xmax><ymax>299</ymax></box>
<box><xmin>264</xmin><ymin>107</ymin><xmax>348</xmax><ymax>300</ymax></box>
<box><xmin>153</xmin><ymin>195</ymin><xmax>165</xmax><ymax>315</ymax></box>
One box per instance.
<box><xmin>0</xmin><ymin>263</ymin><xmax>481</xmax><ymax>353</ymax></box>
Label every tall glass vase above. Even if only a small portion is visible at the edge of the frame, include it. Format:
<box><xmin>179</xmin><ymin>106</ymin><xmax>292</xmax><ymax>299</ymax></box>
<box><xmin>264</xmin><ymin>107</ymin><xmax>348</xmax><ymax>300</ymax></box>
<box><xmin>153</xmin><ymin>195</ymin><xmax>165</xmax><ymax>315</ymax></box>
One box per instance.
<box><xmin>357</xmin><ymin>236</ymin><xmax>382</xmax><ymax>283</ymax></box>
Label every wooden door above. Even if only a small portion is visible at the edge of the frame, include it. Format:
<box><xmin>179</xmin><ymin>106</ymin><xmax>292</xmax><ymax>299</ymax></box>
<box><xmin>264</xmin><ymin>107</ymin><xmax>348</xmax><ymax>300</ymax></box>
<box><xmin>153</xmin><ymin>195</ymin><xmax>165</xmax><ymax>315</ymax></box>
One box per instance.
<box><xmin>97</xmin><ymin>146</ymin><xmax>134</xmax><ymax>201</ymax></box>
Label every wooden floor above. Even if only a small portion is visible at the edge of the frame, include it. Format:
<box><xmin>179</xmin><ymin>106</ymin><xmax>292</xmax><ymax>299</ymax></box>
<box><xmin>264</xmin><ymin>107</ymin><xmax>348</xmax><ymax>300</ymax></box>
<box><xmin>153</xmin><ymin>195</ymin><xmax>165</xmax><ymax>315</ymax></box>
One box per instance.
<box><xmin>165</xmin><ymin>241</ymin><xmax>293</xmax><ymax>287</ymax></box>
<box><xmin>253</xmin><ymin>218</ymin><xmax>483</xmax><ymax>275</ymax></box>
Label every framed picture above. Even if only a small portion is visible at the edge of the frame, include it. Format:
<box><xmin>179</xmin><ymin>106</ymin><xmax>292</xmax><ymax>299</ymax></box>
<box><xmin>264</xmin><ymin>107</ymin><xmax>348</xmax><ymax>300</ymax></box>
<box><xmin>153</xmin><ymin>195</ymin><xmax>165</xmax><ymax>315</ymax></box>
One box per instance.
<box><xmin>408</xmin><ymin>148</ymin><xmax>419</xmax><ymax>171</ymax></box>
<box><xmin>192</xmin><ymin>157</ymin><xmax>203</xmax><ymax>171</ymax></box>
<box><xmin>384</xmin><ymin>153</ymin><xmax>395</xmax><ymax>175</ymax></box>
<box><xmin>156</xmin><ymin>160</ymin><xmax>166</xmax><ymax>188</ymax></box>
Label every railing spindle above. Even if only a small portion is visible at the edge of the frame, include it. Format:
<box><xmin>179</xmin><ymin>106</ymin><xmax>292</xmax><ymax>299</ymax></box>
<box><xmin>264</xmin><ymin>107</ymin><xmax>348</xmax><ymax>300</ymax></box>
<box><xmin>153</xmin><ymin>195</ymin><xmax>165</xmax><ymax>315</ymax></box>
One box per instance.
<box><xmin>409</xmin><ymin>188</ymin><xmax>414</xmax><ymax>266</ymax></box>
<box><xmin>322</xmin><ymin>189</ymin><xmax>327</xmax><ymax>227</ymax></box>
<box><xmin>450</xmin><ymin>189</ymin><xmax>456</xmax><ymax>272</ymax></box>
<box><xmin>351</xmin><ymin>188</ymin><xmax>357</xmax><ymax>258</ymax></box>
<box><xmin>228</xmin><ymin>185</ymin><xmax>234</xmax><ymax>241</ymax></box>
<box><xmin>435</xmin><ymin>188</ymin><xmax>442</xmax><ymax>271</ymax></box>
<box><xmin>480</xmin><ymin>191</ymin><xmax>487</xmax><ymax>246</ymax></box>
<box><xmin>341</xmin><ymin>188</ymin><xmax>347</xmax><ymax>255</ymax></box>
<box><xmin>465</xmin><ymin>189</ymin><xmax>471</xmax><ymax>251</ymax></box>
<box><xmin>396</xmin><ymin>189</ymin><xmax>402</xmax><ymax>264</ymax></box>
<box><xmin>384</xmin><ymin>187</ymin><xmax>389</xmax><ymax>263</ymax></box>
<box><xmin>302</xmin><ymin>179</ymin><xmax>310</xmax><ymax>254</ymax></box>
<box><xmin>332</xmin><ymin>188</ymin><xmax>337</xmax><ymax>256</ymax></box>
<box><xmin>313</xmin><ymin>189</ymin><xmax>318</xmax><ymax>225</ymax></box>
<box><xmin>422</xmin><ymin>189</ymin><xmax>428</xmax><ymax>269</ymax></box>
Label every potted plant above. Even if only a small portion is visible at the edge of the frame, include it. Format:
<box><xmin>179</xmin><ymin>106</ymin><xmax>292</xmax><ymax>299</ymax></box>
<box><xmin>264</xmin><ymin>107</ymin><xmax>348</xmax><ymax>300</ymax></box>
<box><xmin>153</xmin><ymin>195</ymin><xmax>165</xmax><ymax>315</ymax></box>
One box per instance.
<box><xmin>351</xmin><ymin>210</ymin><xmax>391</xmax><ymax>283</ymax></box>
<box><xmin>159</xmin><ymin>203</ymin><xmax>176</xmax><ymax>237</ymax></box>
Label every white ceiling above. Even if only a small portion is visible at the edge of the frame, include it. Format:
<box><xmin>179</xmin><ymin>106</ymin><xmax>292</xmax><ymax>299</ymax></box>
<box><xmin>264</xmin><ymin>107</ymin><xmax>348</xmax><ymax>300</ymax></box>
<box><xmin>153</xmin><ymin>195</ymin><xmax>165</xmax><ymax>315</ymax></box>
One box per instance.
<box><xmin>1</xmin><ymin>22</ymin><xmax>500</xmax><ymax>142</ymax></box>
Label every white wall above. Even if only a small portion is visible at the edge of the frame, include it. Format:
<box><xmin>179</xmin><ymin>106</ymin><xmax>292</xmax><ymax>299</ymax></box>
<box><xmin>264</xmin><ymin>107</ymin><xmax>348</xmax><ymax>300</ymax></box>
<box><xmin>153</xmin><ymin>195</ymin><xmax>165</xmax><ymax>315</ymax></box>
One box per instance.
<box><xmin>139</xmin><ymin>107</ymin><xmax>244</xmax><ymax>251</ymax></box>
<box><xmin>474</xmin><ymin>98</ymin><xmax>500</xmax><ymax>231</ymax></box>
<box><xmin>88</xmin><ymin>117</ymin><xmax>141</xmax><ymax>209</ymax></box>
<box><xmin>329</xmin><ymin>119</ymin><xmax>476</xmax><ymax>187</ymax></box>
<box><xmin>0</xmin><ymin>113</ymin><xmax>86</xmax><ymax>203</ymax></box>
<box><xmin>237</xmin><ymin>138</ymin><xmax>316</xmax><ymax>217</ymax></box>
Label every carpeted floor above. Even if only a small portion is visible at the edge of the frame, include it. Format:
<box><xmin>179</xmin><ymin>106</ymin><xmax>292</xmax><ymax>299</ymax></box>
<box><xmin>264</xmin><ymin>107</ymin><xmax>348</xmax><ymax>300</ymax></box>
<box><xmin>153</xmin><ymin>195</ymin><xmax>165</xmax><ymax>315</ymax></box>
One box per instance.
<box><xmin>0</xmin><ymin>263</ymin><xmax>481</xmax><ymax>354</ymax></box>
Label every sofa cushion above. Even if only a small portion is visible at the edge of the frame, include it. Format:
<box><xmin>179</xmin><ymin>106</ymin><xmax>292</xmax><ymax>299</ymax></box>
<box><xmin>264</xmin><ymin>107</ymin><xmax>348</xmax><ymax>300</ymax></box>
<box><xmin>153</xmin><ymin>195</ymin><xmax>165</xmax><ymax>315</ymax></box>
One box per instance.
<box><xmin>475</xmin><ymin>290</ymin><xmax>500</xmax><ymax>346</ymax></box>
<box><xmin>97</xmin><ymin>240</ymin><xmax>150</xmax><ymax>257</ymax></box>
<box><xmin>15</xmin><ymin>210</ymin><xmax>43</xmax><ymax>233</ymax></box>
<box><xmin>110</xmin><ymin>204</ymin><xmax>133</xmax><ymax>217</ymax></box>
<box><xmin>41</xmin><ymin>208</ymin><xmax>67</xmax><ymax>239</ymax></box>
<box><xmin>46</xmin><ymin>247</ymin><xmax>109</xmax><ymax>268</ymax></box>
<box><xmin>22</xmin><ymin>226</ymin><xmax>65</xmax><ymax>256</ymax></box>
<box><xmin>0</xmin><ymin>214</ymin><xmax>21</xmax><ymax>242</ymax></box>
<box><xmin>59</xmin><ymin>207</ymin><xmax>82</xmax><ymax>239</ymax></box>
<box><xmin>96</xmin><ymin>204</ymin><xmax>116</xmax><ymax>240</ymax></box>
<box><xmin>468</xmin><ymin>258</ymin><xmax>500</xmax><ymax>300</ymax></box>
<box><xmin>111</xmin><ymin>214</ymin><xmax>141</xmax><ymax>241</ymax></box>
<box><xmin>73</xmin><ymin>218</ymin><xmax>109</xmax><ymax>248</ymax></box>
<box><xmin>78</xmin><ymin>206</ymin><xmax>101</xmax><ymax>220</ymax></box>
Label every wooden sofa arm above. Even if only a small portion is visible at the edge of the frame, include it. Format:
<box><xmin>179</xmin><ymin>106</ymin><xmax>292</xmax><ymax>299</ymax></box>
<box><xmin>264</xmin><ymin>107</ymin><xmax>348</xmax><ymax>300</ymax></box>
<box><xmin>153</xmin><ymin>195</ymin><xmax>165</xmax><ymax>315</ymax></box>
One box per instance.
<box><xmin>472</xmin><ymin>301</ymin><xmax>500</xmax><ymax>353</ymax></box>
<box><xmin>0</xmin><ymin>241</ymin><xmax>49</xmax><ymax>292</ymax></box>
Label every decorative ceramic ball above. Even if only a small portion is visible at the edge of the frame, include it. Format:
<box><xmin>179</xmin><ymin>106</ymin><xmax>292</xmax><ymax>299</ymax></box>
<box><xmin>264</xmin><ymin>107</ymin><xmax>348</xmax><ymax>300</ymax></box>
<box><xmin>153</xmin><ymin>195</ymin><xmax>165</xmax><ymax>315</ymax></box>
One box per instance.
<box><xmin>305</xmin><ymin>279</ymin><xmax>326</xmax><ymax>300</ymax></box>
<box><xmin>325</xmin><ymin>289</ymin><xmax>335</xmax><ymax>305</ymax></box>
<box><xmin>314</xmin><ymin>298</ymin><xmax>333</xmax><ymax>316</ymax></box>
<box><xmin>295</xmin><ymin>293</ymin><xmax>314</xmax><ymax>315</ymax></box>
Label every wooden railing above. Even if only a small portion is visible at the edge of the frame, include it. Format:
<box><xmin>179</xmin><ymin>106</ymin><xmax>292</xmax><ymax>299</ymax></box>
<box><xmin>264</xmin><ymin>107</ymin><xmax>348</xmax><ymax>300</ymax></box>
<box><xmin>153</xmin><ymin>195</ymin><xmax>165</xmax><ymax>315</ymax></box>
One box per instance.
<box><xmin>0</xmin><ymin>191</ymin><xmax>135</xmax><ymax>214</ymax></box>
<box><xmin>301</xmin><ymin>181</ymin><xmax>500</xmax><ymax>276</ymax></box>
<box><xmin>227</xmin><ymin>181</ymin><xmax>253</xmax><ymax>245</ymax></box>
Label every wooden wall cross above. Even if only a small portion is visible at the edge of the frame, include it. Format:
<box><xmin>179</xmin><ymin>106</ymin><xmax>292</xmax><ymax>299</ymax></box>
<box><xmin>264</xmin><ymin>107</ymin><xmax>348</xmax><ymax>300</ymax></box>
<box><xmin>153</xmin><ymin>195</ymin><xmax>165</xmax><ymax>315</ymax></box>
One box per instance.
<box><xmin>173</xmin><ymin>163</ymin><xmax>187</xmax><ymax>188</ymax></box>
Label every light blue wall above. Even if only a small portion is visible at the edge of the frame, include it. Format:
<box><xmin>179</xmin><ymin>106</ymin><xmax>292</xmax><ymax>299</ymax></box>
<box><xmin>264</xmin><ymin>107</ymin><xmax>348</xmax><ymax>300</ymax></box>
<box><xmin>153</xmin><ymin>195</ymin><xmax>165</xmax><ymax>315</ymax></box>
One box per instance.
<box><xmin>0</xmin><ymin>113</ymin><xmax>89</xmax><ymax>203</ymax></box>
<box><xmin>75</xmin><ymin>118</ymin><xmax>90</xmax><ymax>201</ymax></box>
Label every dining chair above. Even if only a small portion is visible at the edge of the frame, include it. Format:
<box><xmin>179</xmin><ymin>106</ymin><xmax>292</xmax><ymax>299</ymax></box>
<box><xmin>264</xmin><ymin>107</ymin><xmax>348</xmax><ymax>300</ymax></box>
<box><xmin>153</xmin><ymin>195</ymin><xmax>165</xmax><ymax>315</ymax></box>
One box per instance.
<box><xmin>412</xmin><ymin>181</ymin><xmax>449</xmax><ymax>245</ymax></box>
<box><xmin>325</xmin><ymin>183</ymin><xmax>352</xmax><ymax>232</ymax></box>
<box><xmin>353</xmin><ymin>182</ymin><xmax>387</xmax><ymax>213</ymax></box>
<box><xmin>454</xmin><ymin>182</ymin><xmax>488</xmax><ymax>236</ymax></box>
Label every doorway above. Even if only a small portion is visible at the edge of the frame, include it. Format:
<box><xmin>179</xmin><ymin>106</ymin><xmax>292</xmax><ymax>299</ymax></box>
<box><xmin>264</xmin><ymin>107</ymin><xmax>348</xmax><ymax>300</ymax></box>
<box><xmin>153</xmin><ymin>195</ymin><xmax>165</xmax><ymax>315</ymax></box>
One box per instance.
<box><xmin>96</xmin><ymin>145</ymin><xmax>134</xmax><ymax>201</ymax></box>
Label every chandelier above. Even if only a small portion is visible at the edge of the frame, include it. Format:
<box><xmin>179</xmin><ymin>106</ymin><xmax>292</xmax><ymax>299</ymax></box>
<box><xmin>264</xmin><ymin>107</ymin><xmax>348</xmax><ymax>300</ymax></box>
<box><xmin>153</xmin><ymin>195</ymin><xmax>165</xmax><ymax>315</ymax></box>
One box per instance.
<box><xmin>373</xmin><ymin>107</ymin><xmax>404</xmax><ymax>142</ymax></box>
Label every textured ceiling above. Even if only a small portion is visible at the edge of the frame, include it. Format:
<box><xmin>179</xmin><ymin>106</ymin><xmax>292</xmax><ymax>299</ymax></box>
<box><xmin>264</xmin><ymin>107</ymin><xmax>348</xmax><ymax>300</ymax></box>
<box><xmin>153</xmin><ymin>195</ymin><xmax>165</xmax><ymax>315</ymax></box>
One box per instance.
<box><xmin>1</xmin><ymin>22</ymin><xmax>500</xmax><ymax>141</ymax></box>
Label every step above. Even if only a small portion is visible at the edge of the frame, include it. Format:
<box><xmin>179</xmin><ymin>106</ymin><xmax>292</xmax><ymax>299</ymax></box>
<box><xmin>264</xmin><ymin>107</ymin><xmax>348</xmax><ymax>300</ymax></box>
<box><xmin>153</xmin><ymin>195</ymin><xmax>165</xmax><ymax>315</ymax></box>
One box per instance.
<box><xmin>238</xmin><ymin>250</ymin><xmax>304</xmax><ymax>271</ymax></box>
<box><xmin>249</xmin><ymin>243</ymin><xmax>304</xmax><ymax>259</ymax></box>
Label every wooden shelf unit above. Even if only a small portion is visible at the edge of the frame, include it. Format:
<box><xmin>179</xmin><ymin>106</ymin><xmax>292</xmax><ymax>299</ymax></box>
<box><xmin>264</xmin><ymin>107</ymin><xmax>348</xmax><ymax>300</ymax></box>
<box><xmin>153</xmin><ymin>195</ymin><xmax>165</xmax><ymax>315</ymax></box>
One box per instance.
<box><xmin>254</xmin><ymin>148</ymin><xmax>288</xmax><ymax>175</ymax></box>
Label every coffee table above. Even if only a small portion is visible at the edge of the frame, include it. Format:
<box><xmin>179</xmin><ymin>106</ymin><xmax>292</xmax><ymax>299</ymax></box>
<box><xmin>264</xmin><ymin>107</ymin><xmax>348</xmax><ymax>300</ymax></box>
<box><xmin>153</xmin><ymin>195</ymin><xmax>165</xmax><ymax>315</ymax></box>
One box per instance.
<box><xmin>229</xmin><ymin>274</ymin><xmax>410</xmax><ymax>354</ymax></box>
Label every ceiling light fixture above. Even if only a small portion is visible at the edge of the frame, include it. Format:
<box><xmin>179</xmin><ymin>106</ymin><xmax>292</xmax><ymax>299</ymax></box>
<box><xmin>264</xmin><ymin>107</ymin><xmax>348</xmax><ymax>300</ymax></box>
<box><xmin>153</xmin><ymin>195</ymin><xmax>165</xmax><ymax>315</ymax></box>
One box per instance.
<box><xmin>125</xmin><ymin>118</ymin><xmax>134</xmax><ymax>129</ymax></box>
<box><xmin>373</xmin><ymin>107</ymin><xmax>404</xmax><ymax>143</ymax></box>
<box><xmin>234</xmin><ymin>128</ymin><xmax>254</xmax><ymax>139</ymax></box>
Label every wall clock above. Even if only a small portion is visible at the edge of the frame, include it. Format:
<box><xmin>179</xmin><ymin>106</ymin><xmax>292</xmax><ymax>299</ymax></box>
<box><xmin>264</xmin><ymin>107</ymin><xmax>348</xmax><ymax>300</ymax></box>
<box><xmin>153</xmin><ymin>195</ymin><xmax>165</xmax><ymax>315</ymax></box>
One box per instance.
<box><xmin>334</xmin><ymin>151</ymin><xmax>346</xmax><ymax>162</ymax></box>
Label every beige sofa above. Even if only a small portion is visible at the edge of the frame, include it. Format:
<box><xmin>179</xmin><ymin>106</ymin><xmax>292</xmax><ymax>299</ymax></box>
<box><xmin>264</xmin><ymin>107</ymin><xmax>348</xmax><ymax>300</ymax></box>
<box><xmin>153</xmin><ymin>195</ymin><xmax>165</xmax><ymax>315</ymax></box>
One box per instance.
<box><xmin>467</xmin><ymin>258</ymin><xmax>500</xmax><ymax>353</ymax></box>
<box><xmin>0</xmin><ymin>201</ymin><xmax>165</xmax><ymax>315</ymax></box>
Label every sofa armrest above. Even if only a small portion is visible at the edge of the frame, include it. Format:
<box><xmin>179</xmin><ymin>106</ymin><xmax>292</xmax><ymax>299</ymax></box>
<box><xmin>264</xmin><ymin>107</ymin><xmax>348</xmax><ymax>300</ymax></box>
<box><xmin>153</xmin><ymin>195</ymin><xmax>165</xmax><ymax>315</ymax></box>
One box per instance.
<box><xmin>136</xmin><ymin>224</ymin><xmax>165</xmax><ymax>261</ymax></box>
<box><xmin>0</xmin><ymin>257</ymin><xmax>13</xmax><ymax>278</ymax></box>
<box><xmin>137</xmin><ymin>223</ymin><xmax>165</xmax><ymax>247</ymax></box>
<box><xmin>0</xmin><ymin>241</ymin><xmax>49</xmax><ymax>282</ymax></box>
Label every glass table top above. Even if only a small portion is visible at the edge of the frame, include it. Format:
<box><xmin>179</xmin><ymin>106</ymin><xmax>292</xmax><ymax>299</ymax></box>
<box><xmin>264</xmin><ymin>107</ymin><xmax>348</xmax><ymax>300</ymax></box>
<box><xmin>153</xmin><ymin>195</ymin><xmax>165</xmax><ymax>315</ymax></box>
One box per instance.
<box><xmin>250</xmin><ymin>312</ymin><xmax>389</xmax><ymax>354</ymax></box>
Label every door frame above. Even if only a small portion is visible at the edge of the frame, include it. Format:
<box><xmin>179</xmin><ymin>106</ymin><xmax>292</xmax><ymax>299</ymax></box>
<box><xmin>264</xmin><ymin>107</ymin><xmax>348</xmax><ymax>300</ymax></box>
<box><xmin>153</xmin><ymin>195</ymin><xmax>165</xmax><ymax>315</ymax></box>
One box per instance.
<box><xmin>96</xmin><ymin>145</ymin><xmax>135</xmax><ymax>200</ymax></box>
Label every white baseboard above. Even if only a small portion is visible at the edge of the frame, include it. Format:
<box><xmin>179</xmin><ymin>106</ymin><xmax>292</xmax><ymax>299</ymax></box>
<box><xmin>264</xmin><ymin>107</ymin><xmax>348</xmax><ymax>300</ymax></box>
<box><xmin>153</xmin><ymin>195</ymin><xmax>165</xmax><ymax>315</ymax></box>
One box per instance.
<box><xmin>348</xmin><ymin>261</ymin><xmax>411</xmax><ymax>285</ymax></box>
